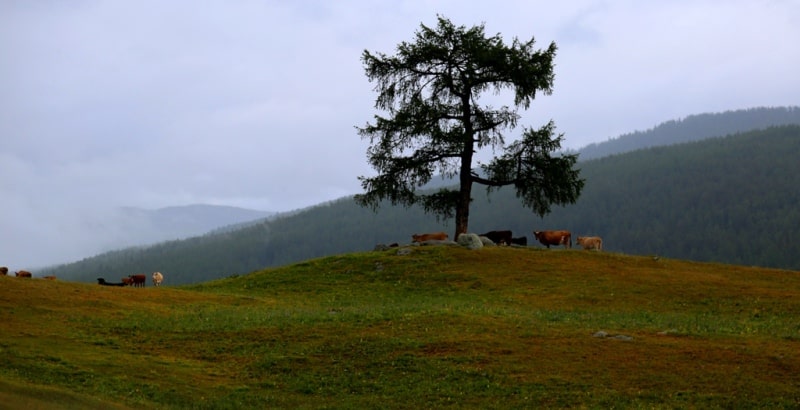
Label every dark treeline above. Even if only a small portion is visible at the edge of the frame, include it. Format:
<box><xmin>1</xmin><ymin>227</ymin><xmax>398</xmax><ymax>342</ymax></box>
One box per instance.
<box><xmin>43</xmin><ymin>124</ymin><xmax>800</xmax><ymax>284</ymax></box>
<box><xmin>477</xmin><ymin>125</ymin><xmax>800</xmax><ymax>269</ymax></box>
<box><xmin>578</xmin><ymin>106</ymin><xmax>800</xmax><ymax>160</ymax></box>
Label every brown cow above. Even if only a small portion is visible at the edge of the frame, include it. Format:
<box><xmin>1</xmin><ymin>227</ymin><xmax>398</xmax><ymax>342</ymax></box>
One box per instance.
<box><xmin>43</xmin><ymin>275</ymin><xmax>57</xmax><ymax>280</ymax></box>
<box><xmin>577</xmin><ymin>236</ymin><xmax>603</xmax><ymax>251</ymax></box>
<box><xmin>411</xmin><ymin>232</ymin><xmax>448</xmax><ymax>242</ymax></box>
<box><xmin>121</xmin><ymin>277</ymin><xmax>134</xmax><ymax>286</ymax></box>
<box><xmin>15</xmin><ymin>270</ymin><xmax>32</xmax><ymax>278</ymax></box>
<box><xmin>533</xmin><ymin>230</ymin><xmax>571</xmax><ymax>249</ymax></box>
<box><xmin>128</xmin><ymin>274</ymin><xmax>147</xmax><ymax>288</ymax></box>
<box><xmin>0</xmin><ymin>266</ymin><xmax>8</xmax><ymax>276</ymax></box>
<box><xmin>480</xmin><ymin>230</ymin><xmax>513</xmax><ymax>246</ymax></box>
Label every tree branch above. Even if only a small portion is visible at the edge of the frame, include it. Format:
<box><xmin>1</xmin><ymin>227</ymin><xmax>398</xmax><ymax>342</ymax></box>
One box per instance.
<box><xmin>470</xmin><ymin>172</ymin><xmax>518</xmax><ymax>187</ymax></box>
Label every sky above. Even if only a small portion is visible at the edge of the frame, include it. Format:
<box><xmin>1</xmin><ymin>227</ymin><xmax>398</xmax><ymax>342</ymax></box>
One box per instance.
<box><xmin>2</xmin><ymin>0</ymin><xmax>799</xmax><ymax>269</ymax></box>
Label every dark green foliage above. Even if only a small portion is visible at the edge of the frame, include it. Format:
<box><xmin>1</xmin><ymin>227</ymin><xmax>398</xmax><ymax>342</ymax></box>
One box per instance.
<box><xmin>356</xmin><ymin>16</ymin><xmax>583</xmax><ymax>235</ymax></box>
<box><xmin>481</xmin><ymin>121</ymin><xmax>584</xmax><ymax>216</ymax></box>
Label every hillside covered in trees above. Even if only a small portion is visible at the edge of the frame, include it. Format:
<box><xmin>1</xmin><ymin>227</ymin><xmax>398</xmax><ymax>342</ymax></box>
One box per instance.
<box><xmin>43</xmin><ymin>122</ymin><xmax>800</xmax><ymax>284</ymax></box>
<box><xmin>578</xmin><ymin>106</ymin><xmax>800</xmax><ymax>160</ymax></box>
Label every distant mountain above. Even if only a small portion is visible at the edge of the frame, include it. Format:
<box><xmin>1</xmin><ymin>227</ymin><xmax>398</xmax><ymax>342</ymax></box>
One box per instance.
<box><xmin>43</xmin><ymin>123</ymin><xmax>800</xmax><ymax>284</ymax></box>
<box><xmin>66</xmin><ymin>204</ymin><xmax>275</xmax><ymax>258</ymax></box>
<box><xmin>577</xmin><ymin>106</ymin><xmax>800</xmax><ymax>160</ymax></box>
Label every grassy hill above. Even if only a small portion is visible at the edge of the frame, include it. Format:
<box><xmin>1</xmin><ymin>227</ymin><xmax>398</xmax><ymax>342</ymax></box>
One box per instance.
<box><xmin>2</xmin><ymin>247</ymin><xmax>799</xmax><ymax>408</ymax></box>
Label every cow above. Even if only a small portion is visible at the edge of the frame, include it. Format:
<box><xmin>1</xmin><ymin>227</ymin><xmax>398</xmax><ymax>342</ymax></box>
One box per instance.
<box><xmin>152</xmin><ymin>271</ymin><xmax>164</xmax><ymax>287</ymax></box>
<box><xmin>43</xmin><ymin>275</ymin><xmax>57</xmax><ymax>280</ymax></box>
<box><xmin>411</xmin><ymin>232</ymin><xmax>448</xmax><ymax>242</ymax></box>
<box><xmin>510</xmin><ymin>236</ymin><xmax>528</xmax><ymax>246</ymax></box>
<box><xmin>121</xmin><ymin>277</ymin><xmax>134</xmax><ymax>286</ymax></box>
<box><xmin>480</xmin><ymin>230</ymin><xmax>513</xmax><ymax>246</ymax></box>
<box><xmin>0</xmin><ymin>267</ymin><xmax>8</xmax><ymax>276</ymax></box>
<box><xmin>533</xmin><ymin>230</ymin><xmax>572</xmax><ymax>249</ymax></box>
<box><xmin>129</xmin><ymin>274</ymin><xmax>147</xmax><ymax>288</ymax></box>
<box><xmin>97</xmin><ymin>278</ymin><xmax>126</xmax><ymax>287</ymax></box>
<box><xmin>577</xmin><ymin>236</ymin><xmax>603</xmax><ymax>251</ymax></box>
<box><xmin>15</xmin><ymin>270</ymin><xmax>32</xmax><ymax>278</ymax></box>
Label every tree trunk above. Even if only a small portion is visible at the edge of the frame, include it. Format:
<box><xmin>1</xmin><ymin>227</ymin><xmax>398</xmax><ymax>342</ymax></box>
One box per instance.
<box><xmin>455</xmin><ymin>92</ymin><xmax>475</xmax><ymax>239</ymax></box>
<box><xmin>455</xmin><ymin>167</ymin><xmax>472</xmax><ymax>238</ymax></box>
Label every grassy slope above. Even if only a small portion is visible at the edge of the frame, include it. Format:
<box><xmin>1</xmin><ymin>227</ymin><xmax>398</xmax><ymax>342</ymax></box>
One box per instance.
<box><xmin>1</xmin><ymin>246</ymin><xmax>799</xmax><ymax>409</ymax></box>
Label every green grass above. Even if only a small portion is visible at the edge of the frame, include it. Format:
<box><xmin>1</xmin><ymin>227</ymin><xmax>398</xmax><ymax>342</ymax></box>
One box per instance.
<box><xmin>2</xmin><ymin>246</ymin><xmax>799</xmax><ymax>408</ymax></box>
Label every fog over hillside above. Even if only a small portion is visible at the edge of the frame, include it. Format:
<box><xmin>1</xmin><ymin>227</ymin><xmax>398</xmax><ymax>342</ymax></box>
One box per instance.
<box><xmin>12</xmin><ymin>205</ymin><xmax>273</xmax><ymax>270</ymax></box>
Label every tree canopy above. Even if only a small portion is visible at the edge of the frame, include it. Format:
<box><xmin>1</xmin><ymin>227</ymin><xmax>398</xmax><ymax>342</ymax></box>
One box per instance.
<box><xmin>356</xmin><ymin>15</ymin><xmax>584</xmax><ymax>236</ymax></box>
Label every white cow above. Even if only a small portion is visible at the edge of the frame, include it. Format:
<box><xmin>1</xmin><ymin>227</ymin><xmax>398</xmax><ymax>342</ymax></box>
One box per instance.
<box><xmin>152</xmin><ymin>271</ymin><xmax>164</xmax><ymax>287</ymax></box>
<box><xmin>576</xmin><ymin>236</ymin><xmax>603</xmax><ymax>251</ymax></box>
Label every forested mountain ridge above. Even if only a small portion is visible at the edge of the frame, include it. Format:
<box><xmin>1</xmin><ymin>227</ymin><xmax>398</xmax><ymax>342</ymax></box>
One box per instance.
<box><xmin>43</xmin><ymin>124</ymin><xmax>800</xmax><ymax>284</ymax></box>
<box><xmin>577</xmin><ymin>106</ymin><xmax>800</xmax><ymax>160</ymax></box>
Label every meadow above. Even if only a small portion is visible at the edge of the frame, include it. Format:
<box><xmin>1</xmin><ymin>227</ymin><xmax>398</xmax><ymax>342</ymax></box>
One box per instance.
<box><xmin>1</xmin><ymin>246</ymin><xmax>798</xmax><ymax>409</ymax></box>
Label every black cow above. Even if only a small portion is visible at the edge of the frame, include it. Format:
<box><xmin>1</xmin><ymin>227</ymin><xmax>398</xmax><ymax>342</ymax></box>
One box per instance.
<box><xmin>480</xmin><ymin>230</ymin><xmax>513</xmax><ymax>246</ymax></box>
<box><xmin>510</xmin><ymin>236</ymin><xmax>527</xmax><ymax>246</ymax></box>
<box><xmin>97</xmin><ymin>278</ymin><xmax>126</xmax><ymax>287</ymax></box>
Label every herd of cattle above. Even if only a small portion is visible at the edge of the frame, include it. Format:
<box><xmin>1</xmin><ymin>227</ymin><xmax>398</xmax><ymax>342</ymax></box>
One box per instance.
<box><xmin>4</xmin><ymin>229</ymin><xmax>596</xmax><ymax>285</ymax></box>
<box><xmin>411</xmin><ymin>229</ymin><xmax>603</xmax><ymax>251</ymax></box>
<box><xmin>97</xmin><ymin>272</ymin><xmax>164</xmax><ymax>287</ymax></box>
<box><xmin>0</xmin><ymin>267</ymin><xmax>55</xmax><ymax>279</ymax></box>
<box><xmin>1</xmin><ymin>266</ymin><xmax>164</xmax><ymax>287</ymax></box>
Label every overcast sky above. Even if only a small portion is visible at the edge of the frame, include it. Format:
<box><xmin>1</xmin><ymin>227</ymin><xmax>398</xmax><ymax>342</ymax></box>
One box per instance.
<box><xmin>2</xmin><ymin>1</ymin><xmax>799</xmax><ymax>269</ymax></box>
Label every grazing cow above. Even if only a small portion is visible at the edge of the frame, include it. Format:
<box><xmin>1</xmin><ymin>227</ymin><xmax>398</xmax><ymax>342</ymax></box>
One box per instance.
<box><xmin>152</xmin><ymin>271</ymin><xmax>164</xmax><ymax>287</ymax></box>
<box><xmin>97</xmin><ymin>278</ymin><xmax>126</xmax><ymax>287</ymax></box>
<box><xmin>411</xmin><ymin>232</ymin><xmax>448</xmax><ymax>242</ymax></box>
<box><xmin>129</xmin><ymin>274</ymin><xmax>147</xmax><ymax>288</ymax></box>
<box><xmin>0</xmin><ymin>266</ymin><xmax>8</xmax><ymax>276</ymax></box>
<box><xmin>121</xmin><ymin>277</ymin><xmax>134</xmax><ymax>286</ymax></box>
<box><xmin>43</xmin><ymin>275</ymin><xmax>57</xmax><ymax>280</ymax></box>
<box><xmin>510</xmin><ymin>236</ymin><xmax>528</xmax><ymax>246</ymax></box>
<box><xmin>533</xmin><ymin>230</ymin><xmax>572</xmax><ymax>249</ymax></box>
<box><xmin>480</xmin><ymin>230</ymin><xmax>513</xmax><ymax>246</ymax></box>
<box><xmin>15</xmin><ymin>270</ymin><xmax>32</xmax><ymax>278</ymax></box>
<box><xmin>577</xmin><ymin>236</ymin><xmax>603</xmax><ymax>251</ymax></box>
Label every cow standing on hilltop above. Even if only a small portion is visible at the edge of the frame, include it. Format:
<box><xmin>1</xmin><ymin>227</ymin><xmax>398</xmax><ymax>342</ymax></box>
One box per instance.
<box><xmin>152</xmin><ymin>271</ymin><xmax>164</xmax><ymax>287</ymax></box>
<box><xmin>128</xmin><ymin>274</ymin><xmax>147</xmax><ymax>288</ymax></box>
<box><xmin>577</xmin><ymin>236</ymin><xmax>603</xmax><ymax>251</ymax></box>
<box><xmin>533</xmin><ymin>230</ymin><xmax>572</xmax><ymax>249</ymax></box>
<box><xmin>0</xmin><ymin>267</ymin><xmax>8</xmax><ymax>276</ymax></box>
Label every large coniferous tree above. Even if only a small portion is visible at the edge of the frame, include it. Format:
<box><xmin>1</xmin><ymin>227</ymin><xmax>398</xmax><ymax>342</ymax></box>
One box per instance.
<box><xmin>356</xmin><ymin>16</ymin><xmax>584</xmax><ymax>237</ymax></box>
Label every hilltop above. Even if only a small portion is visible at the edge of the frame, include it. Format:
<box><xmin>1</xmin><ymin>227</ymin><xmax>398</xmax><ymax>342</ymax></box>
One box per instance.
<box><xmin>1</xmin><ymin>246</ymin><xmax>799</xmax><ymax>408</ymax></box>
